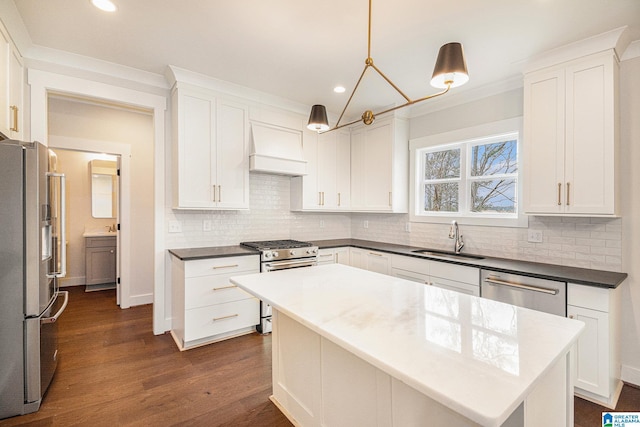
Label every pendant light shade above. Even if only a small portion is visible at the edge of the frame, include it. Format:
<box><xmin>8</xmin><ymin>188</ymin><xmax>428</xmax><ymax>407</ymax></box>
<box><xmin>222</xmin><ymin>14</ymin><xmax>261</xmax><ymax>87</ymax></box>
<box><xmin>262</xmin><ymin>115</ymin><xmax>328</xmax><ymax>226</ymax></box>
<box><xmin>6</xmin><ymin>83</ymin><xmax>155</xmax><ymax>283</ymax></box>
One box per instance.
<box><xmin>307</xmin><ymin>104</ymin><xmax>330</xmax><ymax>132</ymax></box>
<box><xmin>430</xmin><ymin>42</ymin><xmax>469</xmax><ymax>89</ymax></box>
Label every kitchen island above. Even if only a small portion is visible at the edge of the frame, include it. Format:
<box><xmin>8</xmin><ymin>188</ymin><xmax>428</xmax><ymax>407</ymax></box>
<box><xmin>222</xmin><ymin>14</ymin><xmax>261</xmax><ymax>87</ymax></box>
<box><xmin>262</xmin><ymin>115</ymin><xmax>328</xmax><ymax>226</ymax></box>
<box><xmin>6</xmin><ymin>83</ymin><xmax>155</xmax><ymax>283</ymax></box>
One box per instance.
<box><xmin>231</xmin><ymin>264</ymin><xmax>584</xmax><ymax>427</ymax></box>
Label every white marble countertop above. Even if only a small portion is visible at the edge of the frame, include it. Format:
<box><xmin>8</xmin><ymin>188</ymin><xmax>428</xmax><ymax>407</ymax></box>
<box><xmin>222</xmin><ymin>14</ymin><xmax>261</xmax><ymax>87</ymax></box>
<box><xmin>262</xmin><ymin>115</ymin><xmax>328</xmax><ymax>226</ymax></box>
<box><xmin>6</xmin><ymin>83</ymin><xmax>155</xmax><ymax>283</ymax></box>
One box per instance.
<box><xmin>231</xmin><ymin>264</ymin><xmax>584</xmax><ymax>427</ymax></box>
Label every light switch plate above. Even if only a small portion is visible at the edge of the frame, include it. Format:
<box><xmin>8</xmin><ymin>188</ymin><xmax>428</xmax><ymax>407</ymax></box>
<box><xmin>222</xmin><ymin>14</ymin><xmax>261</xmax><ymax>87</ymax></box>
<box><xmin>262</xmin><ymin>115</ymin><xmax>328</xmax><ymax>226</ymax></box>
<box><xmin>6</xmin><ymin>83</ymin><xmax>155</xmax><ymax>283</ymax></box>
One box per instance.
<box><xmin>527</xmin><ymin>229</ymin><xmax>543</xmax><ymax>243</ymax></box>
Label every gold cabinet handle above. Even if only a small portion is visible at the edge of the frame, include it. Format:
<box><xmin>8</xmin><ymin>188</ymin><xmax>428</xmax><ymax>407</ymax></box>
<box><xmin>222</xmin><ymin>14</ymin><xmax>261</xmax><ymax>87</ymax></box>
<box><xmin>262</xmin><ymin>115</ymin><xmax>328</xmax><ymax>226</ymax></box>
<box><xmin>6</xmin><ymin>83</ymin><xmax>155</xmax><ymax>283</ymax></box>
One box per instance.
<box><xmin>338</xmin><ymin>192</ymin><xmax>341</xmax><ymax>206</ymax></box>
<box><xmin>212</xmin><ymin>264</ymin><xmax>239</xmax><ymax>269</ymax></box>
<box><xmin>566</xmin><ymin>182</ymin><xmax>570</xmax><ymax>206</ymax></box>
<box><xmin>218</xmin><ymin>185</ymin><xmax>221</xmax><ymax>202</ymax></box>
<box><xmin>322</xmin><ymin>191</ymin><xmax>325</xmax><ymax>206</ymax></box>
<box><xmin>557</xmin><ymin>183</ymin><xmax>562</xmax><ymax>206</ymax></box>
<box><xmin>213</xmin><ymin>284</ymin><xmax>236</xmax><ymax>291</ymax></box>
<box><xmin>213</xmin><ymin>185</ymin><xmax>217</xmax><ymax>202</ymax></box>
<box><xmin>10</xmin><ymin>105</ymin><xmax>18</xmax><ymax>132</ymax></box>
<box><xmin>389</xmin><ymin>191</ymin><xmax>392</xmax><ymax>207</ymax></box>
<box><xmin>212</xmin><ymin>314</ymin><xmax>238</xmax><ymax>322</ymax></box>
<box><xmin>318</xmin><ymin>192</ymin><xmax>322</xmax><ymax>206</ymax></box>
<box><xmin>369</xmin><ymin>252</ymin><xmax>382</xmax><ymax>256</ymax></box>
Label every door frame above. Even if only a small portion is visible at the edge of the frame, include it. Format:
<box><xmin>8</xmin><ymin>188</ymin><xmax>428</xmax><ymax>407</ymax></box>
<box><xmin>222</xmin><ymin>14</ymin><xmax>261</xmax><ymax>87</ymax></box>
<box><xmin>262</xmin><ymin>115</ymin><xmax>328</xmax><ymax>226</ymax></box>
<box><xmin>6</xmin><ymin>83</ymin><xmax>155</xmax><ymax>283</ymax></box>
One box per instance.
<box><xmin>28</xmin><ymin>69</ymin><xmax>167</xmax><ymax>333</ymax></box>
<box><xmin>49</xmin><ymin>139</ymin><xmax>129</xmax><ymax>305</ymax></box>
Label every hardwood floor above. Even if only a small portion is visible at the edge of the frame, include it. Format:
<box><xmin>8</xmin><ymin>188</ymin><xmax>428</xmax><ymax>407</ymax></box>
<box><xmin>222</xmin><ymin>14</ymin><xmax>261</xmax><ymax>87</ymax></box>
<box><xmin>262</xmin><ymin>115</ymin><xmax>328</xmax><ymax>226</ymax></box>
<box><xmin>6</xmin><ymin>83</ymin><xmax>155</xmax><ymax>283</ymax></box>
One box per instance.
<box><xmin>0</xmin><ymin>287</ymin><xmax>292</xmax><ymax>427</ymax></box>
<box><xmin>1</xmin><ymin>286</ymin><xmax>638</xmax><ymax>426</ymax></box>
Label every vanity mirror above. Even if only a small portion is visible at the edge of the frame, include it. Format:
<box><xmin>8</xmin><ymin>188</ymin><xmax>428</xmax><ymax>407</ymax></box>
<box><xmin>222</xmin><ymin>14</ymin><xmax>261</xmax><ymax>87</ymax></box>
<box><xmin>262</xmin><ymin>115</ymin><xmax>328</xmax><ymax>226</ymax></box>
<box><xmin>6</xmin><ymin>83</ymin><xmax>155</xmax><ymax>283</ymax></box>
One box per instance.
<box><xmin>90</xmin><ymin>159</ymin><xmax>117</xmax><ymax>218</ymax></box>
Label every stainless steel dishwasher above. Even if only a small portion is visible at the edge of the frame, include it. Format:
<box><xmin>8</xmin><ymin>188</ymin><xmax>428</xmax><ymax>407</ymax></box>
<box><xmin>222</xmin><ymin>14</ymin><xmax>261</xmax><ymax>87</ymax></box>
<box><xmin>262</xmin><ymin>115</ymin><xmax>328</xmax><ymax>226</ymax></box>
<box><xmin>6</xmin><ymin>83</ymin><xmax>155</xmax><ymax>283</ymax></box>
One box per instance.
<box><xmin>480</xmin><ymin>269</ymin><xmax>566</xmax><ymax>316</ymax></box>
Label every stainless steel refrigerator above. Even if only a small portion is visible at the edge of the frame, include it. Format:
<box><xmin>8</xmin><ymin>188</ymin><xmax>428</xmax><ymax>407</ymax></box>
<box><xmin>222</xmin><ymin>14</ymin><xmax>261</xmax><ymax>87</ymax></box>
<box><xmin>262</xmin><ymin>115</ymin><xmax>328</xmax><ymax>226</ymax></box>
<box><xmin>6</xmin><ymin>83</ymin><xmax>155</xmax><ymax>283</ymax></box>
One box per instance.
<box><xmin>0</xmin><ymin>139</ymin><xmax>68</xmax><ymax>419</ymax></box>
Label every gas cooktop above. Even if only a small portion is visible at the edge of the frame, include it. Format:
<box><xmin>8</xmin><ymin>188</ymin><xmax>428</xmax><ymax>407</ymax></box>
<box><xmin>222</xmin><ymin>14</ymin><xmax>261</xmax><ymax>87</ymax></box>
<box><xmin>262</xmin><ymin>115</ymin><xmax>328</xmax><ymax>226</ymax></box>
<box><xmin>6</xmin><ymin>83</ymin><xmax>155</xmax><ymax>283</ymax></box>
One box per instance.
<box><xmin>240</xmin><ymin>240</ymin><xmax>315</xmax><ymax>251</ymax></box>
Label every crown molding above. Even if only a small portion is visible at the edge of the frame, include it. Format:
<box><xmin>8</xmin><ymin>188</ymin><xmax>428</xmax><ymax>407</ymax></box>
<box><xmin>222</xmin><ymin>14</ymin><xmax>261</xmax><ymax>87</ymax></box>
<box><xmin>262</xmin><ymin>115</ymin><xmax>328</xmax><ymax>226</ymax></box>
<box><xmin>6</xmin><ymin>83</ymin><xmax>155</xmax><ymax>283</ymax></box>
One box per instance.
<box><xmin>622</xmin><ymin>39</ymin><xmax>640</xmax><ymax>61</ymax></box>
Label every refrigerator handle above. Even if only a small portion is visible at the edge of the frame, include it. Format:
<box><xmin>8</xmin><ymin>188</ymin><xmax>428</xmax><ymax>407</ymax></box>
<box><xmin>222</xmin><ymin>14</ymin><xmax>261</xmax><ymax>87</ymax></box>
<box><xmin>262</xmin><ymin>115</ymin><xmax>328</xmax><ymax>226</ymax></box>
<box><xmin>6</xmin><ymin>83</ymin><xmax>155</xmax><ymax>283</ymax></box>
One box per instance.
<box><xmin>41</xmin><ymin>291</ymin><xmax>69</xmax><ymax>324</ymax></box>
<box><xmin>47</xmin><ymin>173</ymin><xmax>67</xmax><ymax>279</ymax></box>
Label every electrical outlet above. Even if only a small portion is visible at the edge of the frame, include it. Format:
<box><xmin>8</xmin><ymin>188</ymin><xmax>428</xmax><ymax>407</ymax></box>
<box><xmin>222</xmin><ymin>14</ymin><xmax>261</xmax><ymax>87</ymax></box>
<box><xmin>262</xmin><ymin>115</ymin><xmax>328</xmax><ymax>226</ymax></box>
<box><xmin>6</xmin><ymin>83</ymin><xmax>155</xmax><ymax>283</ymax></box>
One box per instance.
<box><xmin>319</xmin><ymin>220</ymin><xmax>325</xmax><ymax>228</ymax></box>
<box><xmin>168</xmin><ymin>220</ymin><xmax>182</xmax><ymax>233</ymax></box>
<box><xmin>363</xmin><ymin>220</ymin><xmax>369</xmax><ymax>229</ymax></box>
<box><xmin>405</xmin><ymin>222</ymin><xmax>411</xmax><ymax>232</ymax></box>
<box><xmin>203</xmin><ymin>220</ymin><xmax>212</xmax><ymax>231</ymax></box>
<box><xmin>527</xmin><ymin>229</ymin><xmax>543</xmax><ymax>243</ymax></box>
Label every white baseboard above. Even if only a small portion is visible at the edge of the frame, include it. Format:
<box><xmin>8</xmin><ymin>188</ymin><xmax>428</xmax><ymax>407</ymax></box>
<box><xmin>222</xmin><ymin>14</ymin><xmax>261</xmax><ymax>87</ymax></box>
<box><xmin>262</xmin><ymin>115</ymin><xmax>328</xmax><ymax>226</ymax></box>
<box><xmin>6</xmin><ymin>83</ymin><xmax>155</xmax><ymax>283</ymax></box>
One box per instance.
<box><xmin>129</xmin><ymin>292</ymin><xmax>153</xmax><ymax>307</ymax></box>
<box><xmin>59</xmin><ymin>276</ymin><xmax>86</xmax><ymax>287</ymax></box>
<box><xmin>621</xmin><ymin>364</ymin><xmax>640</xmax><ymax>388</ymax></box>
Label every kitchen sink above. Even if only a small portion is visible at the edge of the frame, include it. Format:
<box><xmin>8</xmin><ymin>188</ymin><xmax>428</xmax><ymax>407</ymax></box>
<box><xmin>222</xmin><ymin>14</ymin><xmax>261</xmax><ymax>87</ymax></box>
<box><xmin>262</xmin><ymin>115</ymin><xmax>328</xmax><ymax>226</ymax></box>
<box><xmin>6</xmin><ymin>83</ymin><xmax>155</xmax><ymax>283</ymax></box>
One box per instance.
<box><xmin>412</xmin><ymin>249</ymin><xmax>485</xmax><ymax>261</ymax></box>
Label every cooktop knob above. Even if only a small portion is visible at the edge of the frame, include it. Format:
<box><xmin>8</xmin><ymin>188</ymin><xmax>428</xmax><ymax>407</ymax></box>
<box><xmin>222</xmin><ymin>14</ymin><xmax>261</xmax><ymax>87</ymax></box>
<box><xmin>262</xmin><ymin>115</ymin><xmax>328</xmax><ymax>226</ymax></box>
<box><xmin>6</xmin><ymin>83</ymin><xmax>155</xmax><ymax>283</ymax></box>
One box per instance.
<box><xmin>272</xmin><ymin>251</ymin><xmax>279</xmax><ymax>258</ymax></box>
<box><xmin>308</xmin><ymin>248</ymin><xmax>317</xmax><ymax>255</ymax></box>
<box><xmin>290</xmin><ymin>250</ymin><xmax>296</xmax><ymax>256</ymax></box>
<box><xmin>264</xmin><ymin>251</ymin><xmax>272</xmax><ymax>259</ymax></box>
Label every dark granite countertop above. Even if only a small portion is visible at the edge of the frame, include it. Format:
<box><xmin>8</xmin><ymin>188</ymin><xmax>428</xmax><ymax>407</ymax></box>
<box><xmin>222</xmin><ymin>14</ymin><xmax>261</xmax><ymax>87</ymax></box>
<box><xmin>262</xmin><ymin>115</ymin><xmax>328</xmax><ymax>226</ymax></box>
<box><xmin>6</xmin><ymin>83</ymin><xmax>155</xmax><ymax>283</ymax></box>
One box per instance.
<box><xmin>309</xmin><ymin>238</ymin><xmax>627</xmax><ymax>289</ymax></box>
<box><xmin>168</xmin><ymin>238</ymin><xmax>627</xmax><ymax>289</ymax></box>
<box><xmin>168</xmin><ymin>245</ymin><xmax>259</xmax><ymax>260</ymax></box>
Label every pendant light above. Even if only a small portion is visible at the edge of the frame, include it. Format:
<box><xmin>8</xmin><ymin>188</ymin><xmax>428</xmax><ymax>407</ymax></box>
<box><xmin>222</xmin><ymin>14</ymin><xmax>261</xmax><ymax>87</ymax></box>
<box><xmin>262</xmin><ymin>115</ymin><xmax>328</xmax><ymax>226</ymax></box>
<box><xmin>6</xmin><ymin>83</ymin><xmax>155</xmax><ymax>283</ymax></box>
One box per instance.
<box><xmin>307</xmin><ymin>0</ymin><xmax>468</xmax><ymax>133</ymax></box>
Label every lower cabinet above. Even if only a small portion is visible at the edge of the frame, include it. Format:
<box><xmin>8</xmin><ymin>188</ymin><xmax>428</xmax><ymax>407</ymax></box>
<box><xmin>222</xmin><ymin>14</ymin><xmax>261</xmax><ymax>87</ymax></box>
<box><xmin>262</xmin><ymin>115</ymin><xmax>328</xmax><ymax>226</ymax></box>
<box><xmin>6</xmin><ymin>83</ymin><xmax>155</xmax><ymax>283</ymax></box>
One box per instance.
<box><xmin>391</xmin><ymin>254</ymin><xmax>480</xmax><ymax>296</ymax></box>
<box><xmin>349</xmin><ymin>248</ymin><xmax>391</xmax><ymax>275</ymax></box>
<box><xmin>567</xmin><ymin>283</ymin><xmax>622</xmax><ymax>407</ymax></box>
<box><xmin>171</xmin><ymin>254</ymin><xmax>260</xmax><ymax>350</ymax></box>
<box><xmin>317</xmin><ymin>247</ymin><xmax>350</xmax><ymax>266</ymax></box>
<box><xmin>85</xmin><ymin>236</ymin><xmax>117</xmax><ymax>287</ymax></box>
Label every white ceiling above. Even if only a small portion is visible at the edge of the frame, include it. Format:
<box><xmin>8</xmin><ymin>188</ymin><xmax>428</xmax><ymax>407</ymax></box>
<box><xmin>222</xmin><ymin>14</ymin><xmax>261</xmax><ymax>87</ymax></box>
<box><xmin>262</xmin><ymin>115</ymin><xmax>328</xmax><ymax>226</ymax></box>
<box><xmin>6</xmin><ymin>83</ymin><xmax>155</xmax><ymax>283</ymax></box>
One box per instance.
<box><xmin>11</xmin><ymin>0</ymin><xmax>640</xmax><ymax>119</ymax></box>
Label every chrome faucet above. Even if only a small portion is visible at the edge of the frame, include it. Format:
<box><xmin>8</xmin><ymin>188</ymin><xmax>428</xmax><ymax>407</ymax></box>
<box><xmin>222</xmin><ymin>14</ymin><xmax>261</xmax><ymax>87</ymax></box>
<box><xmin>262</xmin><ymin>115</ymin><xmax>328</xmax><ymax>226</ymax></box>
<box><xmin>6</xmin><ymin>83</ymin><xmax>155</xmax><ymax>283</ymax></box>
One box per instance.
<box><xmin>449</xmin><ymin>220</ymin><xmax>464</xmax><ymax>254</ymax></box>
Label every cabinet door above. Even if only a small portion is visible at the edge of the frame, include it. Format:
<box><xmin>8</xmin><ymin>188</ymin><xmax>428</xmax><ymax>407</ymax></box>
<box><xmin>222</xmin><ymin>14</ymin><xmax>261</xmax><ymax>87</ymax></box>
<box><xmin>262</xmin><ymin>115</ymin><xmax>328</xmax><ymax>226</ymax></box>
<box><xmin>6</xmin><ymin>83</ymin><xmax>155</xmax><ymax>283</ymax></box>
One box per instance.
<box><xmin>336</xmin><ymin>131</ymin><xmax>351</xmax><ymax>209</ymax></box>
<box><xmin>8</xmin><ymin>45</ymin><xmax>22</xmax><ymax>140</ymax></box>
<box><xmin>360</xmin><ymin>122</ymin><xmax>393</xmax><ymax>210</ymax></box>
<box><xmin>366</xmin><ymin>250</ymin><xmax>390</xmax><ymax>275</ymax></box>
<box><xmin>216</xmin><ymin>99</ymin><xmax>249</xmax><ymax>209</ymax></box>
<box><xmin>86</xmin><ymin>246</ymin><xmax>117</xmax><ymax>285</ymax></box>
<box><xmin>317</xmin><ymin>131</ymin><xmax>338</xmax><ymax>208</ymax></box>
<box><xmin>349</xmin><ymin>248</ymin><xmax>367</xmax><ymax>270</ymax></box>
<box><xmin>564</xmin><ymin>55</ymin><xmax>616</xmax><ymax>215</ymax></box>
<box><xmin>0</xmin><ymin>25</ymin><xmax>10</xmax><ymax>137</ymax></box>
<box><xmin>177</xmin><ymin>91</ymin><xmax>216</xmax><ymax>208</ymax></box>
<box><xmin>567</xmin><ymin>305</ymin><xmax>610</xmax><ymax>397</ymax></box>
<box><xmin>334</xmin><ymin>247</ymin><xmax>350</xmax><ymax>265</ymax></box>
<box><xmin>523</xmin><ymin>67</ymin><xmax>565</xmax><ymax>214</ymax></box>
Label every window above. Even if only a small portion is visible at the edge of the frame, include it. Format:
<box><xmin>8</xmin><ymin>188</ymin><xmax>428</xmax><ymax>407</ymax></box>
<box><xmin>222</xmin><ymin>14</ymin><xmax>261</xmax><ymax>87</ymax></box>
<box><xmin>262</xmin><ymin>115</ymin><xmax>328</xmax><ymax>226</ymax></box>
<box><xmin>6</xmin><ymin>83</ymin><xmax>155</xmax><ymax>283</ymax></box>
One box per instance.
<box><xmin>410</xmin><ymin>118</ymin><xmax>526</xmax><ymax>227</ymax></box>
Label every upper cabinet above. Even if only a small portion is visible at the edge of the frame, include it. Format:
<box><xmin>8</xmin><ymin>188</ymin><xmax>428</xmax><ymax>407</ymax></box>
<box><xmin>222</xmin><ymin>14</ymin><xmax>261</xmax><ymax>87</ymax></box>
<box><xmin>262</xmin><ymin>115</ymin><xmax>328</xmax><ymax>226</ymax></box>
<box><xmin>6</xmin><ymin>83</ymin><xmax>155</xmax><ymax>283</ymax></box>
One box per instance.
<box><xmin>523</xmin><ymin>50</ymin><xmax>619</xmax><ymax>216</ymax></box>
<box><xmin>350</xmin><ymin>116</ymin><xmax>409</xmax><ymax>212</ymax></box>
<box><xmin>171</xmin><ymin>83</ymin><xmax>250</xmax><ymax>210</ymax></box>
<box><xmin>0</xmin><ymin>22</ymin><xmax>23</xmax><ymax>140</ymax></box>
<box><xmin>291</xmin><ymin>128</ymin><xmax>351</xmax><ymax>211</ymax></box>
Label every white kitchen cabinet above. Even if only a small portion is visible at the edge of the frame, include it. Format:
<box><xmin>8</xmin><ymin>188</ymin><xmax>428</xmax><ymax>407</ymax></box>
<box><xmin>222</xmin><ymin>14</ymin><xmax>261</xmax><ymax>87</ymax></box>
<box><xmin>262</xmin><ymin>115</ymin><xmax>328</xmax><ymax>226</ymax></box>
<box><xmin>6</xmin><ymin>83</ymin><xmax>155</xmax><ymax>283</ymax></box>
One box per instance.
<box><xmin>349</xmin><ymin>247</ymin><xmax>390</xmax><ymax>274</ymax></box>
<box><xmin>291</xmin><ymin>129</ymin><xmax>351</xmax><ymax>211</ymax></box>
<box><xmin>171</xmin><ymin>83</ymin><xmax>249</xmax><ymax>210</ymax></box>
<box><xmin>0</xmin><ymin>22</ymin><xmax>23</xmax><ymax>140</ymax></box>
<box><xmin>350</xmin><ymin>116</ymin><xmax>409</xmax><ymax>213</ymax></box>
<box><xmin>523</xmin><ymin>50</ymin><xmax>619</xmax><ymax>216</ymax></box>
<box><xmin>317</xmin><ymin>247</ymin><xmax>350</xmax><ymax>266</ymax></box>
<box><xmin>567</xmin><ymin>282</ymin><xmax>622</xmax><ymax>407</ymax></box>
<box><xmin>171</xmin><ymin>255</ymin><xmax>260</xmax><ymax>350</ymax></box>
<box><xmin>391</xmin><ymin>255</ymin><xmax>480</xmax><ymax>296</ymax></box>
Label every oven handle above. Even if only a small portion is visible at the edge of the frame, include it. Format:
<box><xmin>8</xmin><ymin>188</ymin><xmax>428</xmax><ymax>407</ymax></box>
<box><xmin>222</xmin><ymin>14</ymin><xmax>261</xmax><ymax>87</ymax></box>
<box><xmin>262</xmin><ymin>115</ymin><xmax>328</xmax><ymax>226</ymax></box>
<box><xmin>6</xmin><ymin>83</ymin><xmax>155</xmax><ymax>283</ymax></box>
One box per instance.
<box><xmin>264</xmin><ymin>259</ymin><xmax>318</xmax><ymax>272</ymax></box>
<box><xmin>484</xmin><ymin>277</ymin><xmax>559</xmax><ymax>295</ymax></box>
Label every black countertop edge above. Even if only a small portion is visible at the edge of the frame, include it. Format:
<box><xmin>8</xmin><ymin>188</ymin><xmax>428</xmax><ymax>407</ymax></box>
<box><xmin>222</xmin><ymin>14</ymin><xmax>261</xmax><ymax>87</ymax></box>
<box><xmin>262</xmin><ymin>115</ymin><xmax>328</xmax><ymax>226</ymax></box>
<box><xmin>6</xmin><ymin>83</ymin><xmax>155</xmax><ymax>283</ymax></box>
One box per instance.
<box><xmin>308</xmin><ymin>238</ymin><xmax>627</xmax><ymax>289</ymax></box>
<box><xmin>167</xmin><ymin>239</ymin><xmax>627</xmax><ymax>289</ymax></box>
<box><xmin>168</xmin><ymin>245</ymin><xmax>259</xmax><ymax>260</ymax></box>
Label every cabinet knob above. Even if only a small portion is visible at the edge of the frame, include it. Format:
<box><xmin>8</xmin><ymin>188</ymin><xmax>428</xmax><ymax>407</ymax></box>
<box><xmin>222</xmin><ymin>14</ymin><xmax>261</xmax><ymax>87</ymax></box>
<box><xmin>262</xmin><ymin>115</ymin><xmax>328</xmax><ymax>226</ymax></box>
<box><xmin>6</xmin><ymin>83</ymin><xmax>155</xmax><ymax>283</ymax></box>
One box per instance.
<box><xmin>569</xmin><ymin>315</ymin><xmax>574</xmax><ymax>319</ymax></box>
<box><xmin>110</xmin><ymin>250</ymin><xmax>114</xmax><ymax>253</ymax></box>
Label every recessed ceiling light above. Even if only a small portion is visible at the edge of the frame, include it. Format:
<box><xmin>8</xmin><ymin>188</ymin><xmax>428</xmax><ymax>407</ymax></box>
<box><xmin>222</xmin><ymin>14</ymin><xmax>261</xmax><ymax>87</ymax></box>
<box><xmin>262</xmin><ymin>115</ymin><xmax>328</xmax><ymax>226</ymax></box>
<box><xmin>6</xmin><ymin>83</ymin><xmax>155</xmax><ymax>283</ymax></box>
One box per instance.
<box><xmin>333</xmin><ymin>86</ymin><xmax>346</xmax><ymax>94</ymax></box>
<box><xmin>91</xmin><ymin>0</ymin><xmax>117</xmax><ymax>12</ymax></box>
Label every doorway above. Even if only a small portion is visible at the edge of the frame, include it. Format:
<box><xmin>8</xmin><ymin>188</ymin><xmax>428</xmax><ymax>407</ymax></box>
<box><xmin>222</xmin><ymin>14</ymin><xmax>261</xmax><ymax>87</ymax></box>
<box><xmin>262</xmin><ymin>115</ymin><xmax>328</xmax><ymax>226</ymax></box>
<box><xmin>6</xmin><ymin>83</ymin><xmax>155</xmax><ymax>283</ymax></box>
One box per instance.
<box><xmin>52</xmin><ymin>148</ymin><xmax>122</xmax><ymax>304</ymax></box>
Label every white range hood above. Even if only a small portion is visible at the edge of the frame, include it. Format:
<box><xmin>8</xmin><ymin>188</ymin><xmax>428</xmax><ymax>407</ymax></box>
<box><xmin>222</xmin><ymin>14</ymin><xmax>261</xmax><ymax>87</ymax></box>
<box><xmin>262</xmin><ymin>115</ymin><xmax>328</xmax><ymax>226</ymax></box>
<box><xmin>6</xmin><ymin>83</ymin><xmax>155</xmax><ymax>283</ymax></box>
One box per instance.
<box><xmin>249</xmin><ymin>122</ymin><xmax>306</xmax><ymax>176</ymax></box>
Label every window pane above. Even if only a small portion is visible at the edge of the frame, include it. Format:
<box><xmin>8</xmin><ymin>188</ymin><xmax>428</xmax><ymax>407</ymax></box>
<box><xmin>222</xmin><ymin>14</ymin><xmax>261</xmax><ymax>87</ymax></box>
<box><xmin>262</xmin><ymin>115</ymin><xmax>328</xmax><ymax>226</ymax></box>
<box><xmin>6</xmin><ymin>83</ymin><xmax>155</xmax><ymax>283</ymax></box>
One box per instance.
<box><xmin>471</xmin><ymin>179</ymin><xmax>516</xmax><ymax>213</ymax></box>
<box><xmin>425</xmin><ymin>183</ymin><xmax>458</xmax><ymax>212</ymax></box>
<box><xmin>424</xmin><ymin>149</ymin><xmax>460</xmax><ymax>180</ymax></box>
<box><xmin>470</xmin><ymin>140</ymin><xmax>517</xmax><ymax>177</ymax></box>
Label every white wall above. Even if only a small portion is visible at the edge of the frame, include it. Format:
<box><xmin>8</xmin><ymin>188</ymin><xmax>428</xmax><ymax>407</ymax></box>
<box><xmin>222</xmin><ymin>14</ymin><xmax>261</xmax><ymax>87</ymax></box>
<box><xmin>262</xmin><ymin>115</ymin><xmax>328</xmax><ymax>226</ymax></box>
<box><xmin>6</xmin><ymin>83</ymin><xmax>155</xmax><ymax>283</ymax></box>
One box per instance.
<box><xmin>54</xmin><ymin>149</ymin><xmax>117</xmax><ymax>287</ymax></box>
<box><xmin>619</xmin><ymin>55</ymin><xmax>640</xmax><ymax>385</ymax></box>
<box><xmin>48</xmin><ymin>97</ymin><xmax>155</xmax><ymax>302</ymax></box>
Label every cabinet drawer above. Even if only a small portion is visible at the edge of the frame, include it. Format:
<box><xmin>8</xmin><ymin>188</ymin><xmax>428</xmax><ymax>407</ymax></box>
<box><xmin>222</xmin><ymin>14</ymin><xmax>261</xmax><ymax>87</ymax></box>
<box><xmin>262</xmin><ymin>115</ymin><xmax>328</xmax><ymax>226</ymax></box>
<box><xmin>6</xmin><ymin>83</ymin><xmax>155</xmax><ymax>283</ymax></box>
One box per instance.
<box><xmin>567</xmin><ymin>283</ymin><xmax>610</xmax><ymax>312</ymax></box>
<box><xmin>391</xmin><ymin>255</ymin><xmax>429</xmax><ymax>274</ymax></box>
<box><xmin>430</xmin><ymin>262</ymin><xmax>479</xmax><ymax>285</ymax></box>
<box><xmin>391</xmin><ymin>268</ymin><xmax>428</xmax><ymax>284</ymax></box>
<box><xmin>430</xmin><ymin>277</ymin><xmax>479</xmax><ymax>296</ymax></box>
<box><xmin>184</xmin><ymin>255</ymin><xmax>259</xmax><ymax>278</ymax></box>
<box><xmin>184</xmin><ymin>298</ymin><xmax>259</xmax><ymax>342</ymax></box>
<box><xmin>185</xmin><ymin>274</ymin><xmax>254</xmax><ymax>309</ymax></box>
<box><xmin>85</xmin><ymin>236</ymin><xmax>116</xmax><ymax>248</ymax></box>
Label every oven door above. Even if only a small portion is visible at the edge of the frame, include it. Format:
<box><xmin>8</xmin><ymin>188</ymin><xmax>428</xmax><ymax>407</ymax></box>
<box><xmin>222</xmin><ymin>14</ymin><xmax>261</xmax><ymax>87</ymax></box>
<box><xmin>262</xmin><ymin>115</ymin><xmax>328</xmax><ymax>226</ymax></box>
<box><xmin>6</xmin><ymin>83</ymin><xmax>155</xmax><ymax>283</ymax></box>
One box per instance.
<box><xmin>263</xmin><ymin>258</ymin><xmax>318</xmax><ymax>272</ymax></box>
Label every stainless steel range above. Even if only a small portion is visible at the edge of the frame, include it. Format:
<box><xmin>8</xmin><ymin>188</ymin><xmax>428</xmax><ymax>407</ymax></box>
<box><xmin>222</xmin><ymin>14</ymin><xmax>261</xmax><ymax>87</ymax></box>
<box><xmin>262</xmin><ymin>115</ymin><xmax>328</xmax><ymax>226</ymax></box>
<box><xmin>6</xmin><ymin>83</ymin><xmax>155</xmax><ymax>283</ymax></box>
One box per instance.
<box><xmin>240</xmin><ymin>240</ymin><xmax>318</xmax><ymax>333</ymax></box>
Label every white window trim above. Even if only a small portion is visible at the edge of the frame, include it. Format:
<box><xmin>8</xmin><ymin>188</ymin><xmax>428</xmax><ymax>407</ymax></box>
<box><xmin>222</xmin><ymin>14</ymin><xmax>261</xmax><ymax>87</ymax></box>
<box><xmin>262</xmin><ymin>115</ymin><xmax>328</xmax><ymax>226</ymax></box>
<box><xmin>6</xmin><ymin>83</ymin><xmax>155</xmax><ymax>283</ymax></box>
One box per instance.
<box><xmin>409</xmin><ymin>117</ymin><xmax>528</xmax><ymax>228</ymax></box>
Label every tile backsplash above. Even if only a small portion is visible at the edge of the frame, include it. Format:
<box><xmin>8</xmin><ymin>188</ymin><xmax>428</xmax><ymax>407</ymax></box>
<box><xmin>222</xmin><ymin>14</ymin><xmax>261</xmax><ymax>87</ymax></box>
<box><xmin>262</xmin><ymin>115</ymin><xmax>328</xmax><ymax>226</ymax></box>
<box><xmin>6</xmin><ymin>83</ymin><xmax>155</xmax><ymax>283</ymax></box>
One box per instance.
<box><xmin>166</xmin><ymin>173</ymin><xmax>622</xmax><ymax>272</ymax></box>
